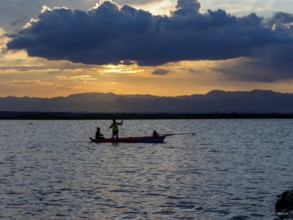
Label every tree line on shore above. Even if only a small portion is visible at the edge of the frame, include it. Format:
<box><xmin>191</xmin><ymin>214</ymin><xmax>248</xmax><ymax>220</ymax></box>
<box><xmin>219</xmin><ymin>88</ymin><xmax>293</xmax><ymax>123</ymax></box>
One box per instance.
<box><xmin>1</xmin><ymin>112</ymin><xmax>293</xmax><ymax>120</ymax></box>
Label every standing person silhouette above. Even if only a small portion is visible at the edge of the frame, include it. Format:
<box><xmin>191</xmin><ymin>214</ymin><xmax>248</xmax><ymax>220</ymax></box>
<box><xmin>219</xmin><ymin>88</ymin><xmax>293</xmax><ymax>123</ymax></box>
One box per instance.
<box><xmin>109</xmin><ymin>119</ymin><xmax>123</xmax><ymax>139</ymax></box>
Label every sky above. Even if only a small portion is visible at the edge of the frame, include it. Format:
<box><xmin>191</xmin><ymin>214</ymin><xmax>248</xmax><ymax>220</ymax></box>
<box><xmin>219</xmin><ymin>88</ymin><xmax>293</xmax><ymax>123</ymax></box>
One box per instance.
<box><xmin>0</xmin><ymin>0</ymin><xmax>293</xmax><ymax>97</ymax></box>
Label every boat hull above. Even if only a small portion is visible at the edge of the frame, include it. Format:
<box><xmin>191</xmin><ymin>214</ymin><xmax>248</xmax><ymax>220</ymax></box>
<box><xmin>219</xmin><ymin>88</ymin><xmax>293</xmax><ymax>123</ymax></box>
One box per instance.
<box><xmin>90</xmin><ymin>135</ymin><xmax>166</xmax><ymax>143</ymax></box>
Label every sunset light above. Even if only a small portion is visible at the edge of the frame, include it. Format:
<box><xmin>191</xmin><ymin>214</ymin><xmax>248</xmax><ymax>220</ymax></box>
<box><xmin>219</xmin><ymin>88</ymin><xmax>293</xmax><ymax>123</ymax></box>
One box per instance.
<box><xmin>0</xmin><ymin>0</ymin><xmax>293</xmax><ymax>98</ymax></box>
<box><xmin>1</xmin><ymin>2</ymin><xmax>293</xmax><ymax>220</ymax></box>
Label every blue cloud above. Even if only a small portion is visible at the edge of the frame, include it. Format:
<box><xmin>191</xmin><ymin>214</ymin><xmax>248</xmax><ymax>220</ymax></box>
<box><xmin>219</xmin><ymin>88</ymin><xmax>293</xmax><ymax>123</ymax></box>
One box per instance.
<box><xmin>7</xmin><ymin>0</ymin><xmax>293</xmax><ymax>81</ymax></box>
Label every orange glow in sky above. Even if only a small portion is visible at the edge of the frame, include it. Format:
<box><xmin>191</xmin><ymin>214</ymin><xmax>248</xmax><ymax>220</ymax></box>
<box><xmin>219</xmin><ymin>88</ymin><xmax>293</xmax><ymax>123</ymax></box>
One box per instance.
<box><xmin>1</xmin><ymin>1</ymin><xmax>293</xmax><ymax>98</ymax></box>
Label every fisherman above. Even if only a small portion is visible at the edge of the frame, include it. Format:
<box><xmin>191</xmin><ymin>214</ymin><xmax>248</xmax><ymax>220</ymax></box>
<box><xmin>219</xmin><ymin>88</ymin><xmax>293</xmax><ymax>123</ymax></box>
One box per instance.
<box><xmin>152</xmin><ymin>130</ymin><xmax>158</xmax><ymax>137</ymax></box>
<box><xmin>95</xmin><ymin>127</ymin><xmax>104</xmax><ymax>139</ymax></box>
<box><xmin>109</xmin><ymin>119</ymin><xmax>123</xmax><ymax>139</ymax></box>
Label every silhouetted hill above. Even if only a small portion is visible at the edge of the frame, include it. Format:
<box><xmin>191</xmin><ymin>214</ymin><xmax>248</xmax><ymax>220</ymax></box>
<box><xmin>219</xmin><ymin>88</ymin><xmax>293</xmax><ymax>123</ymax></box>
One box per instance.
<box><xmin>1</xmin><ymin>90</ymin><xmax>293</xmax><ymax>113</ymax></box>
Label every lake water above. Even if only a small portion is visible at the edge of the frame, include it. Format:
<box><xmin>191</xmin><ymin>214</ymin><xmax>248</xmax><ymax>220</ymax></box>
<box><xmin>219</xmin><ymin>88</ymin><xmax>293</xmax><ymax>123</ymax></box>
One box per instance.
<box><xmin>0</xmin><ymin>119</ymin><xmax>292</xmax><ymax>219</ymax></box>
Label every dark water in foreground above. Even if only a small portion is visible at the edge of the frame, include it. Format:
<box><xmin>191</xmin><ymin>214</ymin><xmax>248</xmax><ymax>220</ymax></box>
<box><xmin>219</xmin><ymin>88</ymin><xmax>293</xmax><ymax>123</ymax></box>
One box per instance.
<box><xmin>0</xmin><ymin>120</ymin><xmax>292</xmax><ymax>219</ymax></box>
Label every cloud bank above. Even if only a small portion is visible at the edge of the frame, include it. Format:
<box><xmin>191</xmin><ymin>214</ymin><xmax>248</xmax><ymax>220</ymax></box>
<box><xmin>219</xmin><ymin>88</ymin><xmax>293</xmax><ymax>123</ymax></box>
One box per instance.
<box><xmin>7</xmin><ymin>0</ymin><xmax>293</xmax><ymax>81</ymax></box>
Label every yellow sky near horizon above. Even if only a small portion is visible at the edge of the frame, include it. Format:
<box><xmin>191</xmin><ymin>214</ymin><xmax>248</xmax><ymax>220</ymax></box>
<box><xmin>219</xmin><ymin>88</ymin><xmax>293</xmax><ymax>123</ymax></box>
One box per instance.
<box><xmin>1</xmin><ymin>46</ymin><xmax>293</xmax><ymax>98</ymax></box>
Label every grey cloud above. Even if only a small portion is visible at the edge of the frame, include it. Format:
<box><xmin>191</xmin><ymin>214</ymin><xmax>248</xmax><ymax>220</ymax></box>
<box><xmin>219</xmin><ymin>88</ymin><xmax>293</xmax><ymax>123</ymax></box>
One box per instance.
<box><xmin>0</xmin><ymin>0</ymin><xmax>98</xmax><ymax>33</ymax></box>
<box><xmin>267</xmin><ymin>12</ymin><xmax>293</xmax><ymax>32</ymax></box>
<box><xmin>6</xmin><ymin>0</ymin><xmax>293</xmax><ymax>82</ymax></box>
<box><xmin>175</xmin><ymin>0</ymin><xmax>201</xmax><ymax>15</ymax></box>
<box><xmin>152</xmin><ymin>68</ymin><xmax>170</xmax><ymax>75</ymax></box>
<box><xmin>215</xmin><ymin>43</ymin><xmax>293</xmax><ymax>82</ymax></box>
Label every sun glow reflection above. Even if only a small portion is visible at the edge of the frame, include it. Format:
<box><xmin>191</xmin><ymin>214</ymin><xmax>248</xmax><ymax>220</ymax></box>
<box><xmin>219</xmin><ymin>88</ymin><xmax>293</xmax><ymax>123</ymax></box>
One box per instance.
<box><xmin>101</xmin><ymin>64</ymin><xmax>144</xmax><ymax>74</ymax></box>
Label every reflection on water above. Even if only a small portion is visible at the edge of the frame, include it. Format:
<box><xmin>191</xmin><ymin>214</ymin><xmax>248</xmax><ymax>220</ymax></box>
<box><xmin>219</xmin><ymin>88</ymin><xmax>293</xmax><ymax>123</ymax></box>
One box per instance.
<box><xmin>0</xmin><ymin>120</ymin><xmax>293</xmax><ymax>219</ymax></box>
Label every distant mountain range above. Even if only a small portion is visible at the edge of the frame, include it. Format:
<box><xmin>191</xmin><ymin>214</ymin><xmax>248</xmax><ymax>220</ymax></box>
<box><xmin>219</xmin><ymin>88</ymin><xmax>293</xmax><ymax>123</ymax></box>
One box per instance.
<box><xmin>1</xmin><ymin>90</ymin><xmax>293</xmax><ymax>113</ymax></box>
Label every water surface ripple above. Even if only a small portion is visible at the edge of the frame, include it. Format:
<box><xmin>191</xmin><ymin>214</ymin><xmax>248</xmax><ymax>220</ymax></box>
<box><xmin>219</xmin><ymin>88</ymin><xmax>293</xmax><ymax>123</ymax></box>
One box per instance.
<box><xmin>0</xmin><ymin>120</ymin><xmax>292</xmax><ymax>219</ymax></box>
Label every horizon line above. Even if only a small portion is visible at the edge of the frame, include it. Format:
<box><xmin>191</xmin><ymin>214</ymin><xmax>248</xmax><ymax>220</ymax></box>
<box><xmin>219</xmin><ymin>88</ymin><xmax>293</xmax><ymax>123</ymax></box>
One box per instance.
<box><xmin>0</xmin><ymin>89</ymin><xmax>288</xmax><ymax>99</ymax></box>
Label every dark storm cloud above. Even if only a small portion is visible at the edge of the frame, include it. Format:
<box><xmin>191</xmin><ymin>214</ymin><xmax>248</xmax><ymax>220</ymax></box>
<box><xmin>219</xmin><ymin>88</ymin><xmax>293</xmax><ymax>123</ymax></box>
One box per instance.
<box><xmin>215</xmin><ymin>12</ymin><xmax>293</xmax><ymax>82</ymax></box>
<box><xmin>6</xmin><ymin>0</ymin><xmax>293</xmax><ymax>81</ymax></box>
<box><xmin>215</xmin><ymin>43</ymin><xmax>293</xmax><ymax>82</ymax></box>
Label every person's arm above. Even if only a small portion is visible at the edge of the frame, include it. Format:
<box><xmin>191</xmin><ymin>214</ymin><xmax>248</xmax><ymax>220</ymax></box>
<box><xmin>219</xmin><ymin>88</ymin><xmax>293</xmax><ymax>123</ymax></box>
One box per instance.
<box><xmin>109</xmin><ymin>123</ymin><xmax>113</xmax><ymax>129</ymax></box>
<box><xmin>119</xmin><ymin>120</ymin><xmax>123</xmax><ymax>125</ymax></box>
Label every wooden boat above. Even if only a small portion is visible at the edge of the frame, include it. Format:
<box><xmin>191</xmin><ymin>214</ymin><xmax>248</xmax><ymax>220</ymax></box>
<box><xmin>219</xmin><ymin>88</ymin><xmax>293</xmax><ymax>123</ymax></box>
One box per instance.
<box><xmin>89</xmin><ymin>135</ymin><xmax>167</xmax><ymax>143</ymax></box>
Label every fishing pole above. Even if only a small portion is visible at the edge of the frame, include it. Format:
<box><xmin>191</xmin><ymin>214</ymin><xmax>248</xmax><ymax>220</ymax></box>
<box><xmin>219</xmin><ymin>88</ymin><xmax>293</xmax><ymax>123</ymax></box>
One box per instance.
<box><xmin>162</xmin><ymin>132</ymin><xmax>196</xmax><ymax>137</ymax></box>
